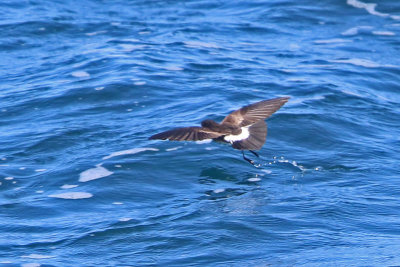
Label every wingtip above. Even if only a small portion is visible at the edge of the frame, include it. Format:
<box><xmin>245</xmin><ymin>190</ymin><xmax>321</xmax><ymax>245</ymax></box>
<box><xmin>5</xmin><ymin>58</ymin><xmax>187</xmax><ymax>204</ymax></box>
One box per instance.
<box><xmin>148</xmin><ymin>134</ymin><xmax>160</xmax><ymax>140</ymax></box>
<box><xmin>149</xmin><ymin>136</ymin><xmax>164</xmax><ymax>140</ymax></box>
<box><xmin>275</xmin><ymin>96</ymin><xmax>290</xmax><ymax>105</ymax></box>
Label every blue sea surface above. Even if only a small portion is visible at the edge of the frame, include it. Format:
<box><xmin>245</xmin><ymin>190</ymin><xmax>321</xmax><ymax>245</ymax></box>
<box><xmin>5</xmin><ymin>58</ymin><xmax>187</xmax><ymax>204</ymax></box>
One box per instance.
<box><xmin>1</xmin><ymin>0</ymin><xmax>400</xmax><ymax>266</ymax></box>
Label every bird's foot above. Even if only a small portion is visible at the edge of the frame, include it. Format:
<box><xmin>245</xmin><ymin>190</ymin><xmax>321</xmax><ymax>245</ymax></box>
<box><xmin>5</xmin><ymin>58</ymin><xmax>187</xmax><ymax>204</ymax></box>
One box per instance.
<box><xmin>242</xmin><ymin>151</ymin><xmax>256</xmax><ymax>166</ymax></box>
<box><xmin>249</xmin><ymin>150</ymin><xmax>259</xmax><ymax>158</ymax></box>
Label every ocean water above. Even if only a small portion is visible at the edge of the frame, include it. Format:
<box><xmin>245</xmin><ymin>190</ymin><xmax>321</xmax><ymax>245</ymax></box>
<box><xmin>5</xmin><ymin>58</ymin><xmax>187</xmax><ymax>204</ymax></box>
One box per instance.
<box><xmin>1</xmin><ymin>0</ymin><xmax>400</xmax><ymax>266</ymax></box>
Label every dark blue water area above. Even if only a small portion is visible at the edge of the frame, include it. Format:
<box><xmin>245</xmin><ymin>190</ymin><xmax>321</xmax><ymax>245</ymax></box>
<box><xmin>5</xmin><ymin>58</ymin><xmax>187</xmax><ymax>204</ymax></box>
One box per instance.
<box><xmin>1</xmin><ymin>0</ymin><xmax>400</xmax><ymax>265</ymax></box>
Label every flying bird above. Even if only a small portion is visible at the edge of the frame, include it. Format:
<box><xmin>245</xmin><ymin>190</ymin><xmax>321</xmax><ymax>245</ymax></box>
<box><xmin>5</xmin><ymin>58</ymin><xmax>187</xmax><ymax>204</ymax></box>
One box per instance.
<box><xmin>149</xmin><ymin>97</ymin><xmax>289</xmax><ymax>165</ymax></box>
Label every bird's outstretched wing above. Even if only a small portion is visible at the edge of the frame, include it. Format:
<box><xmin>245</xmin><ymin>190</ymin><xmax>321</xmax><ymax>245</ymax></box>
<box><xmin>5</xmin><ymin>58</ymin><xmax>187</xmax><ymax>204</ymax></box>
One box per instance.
<box><xmin>149</xmin><ymin>127</ymin><xmax>222</xmax><ymax>141</ymax></box>
<box><xmin>221</xmin><ymin>97</ymin><xmax>289</xmax><ymax>127</ymax></box>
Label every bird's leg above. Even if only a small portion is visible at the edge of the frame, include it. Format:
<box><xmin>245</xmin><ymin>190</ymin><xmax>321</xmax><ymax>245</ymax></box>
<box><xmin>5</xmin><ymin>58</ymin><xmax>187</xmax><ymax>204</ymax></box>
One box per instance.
<box><xmin>249</xmin><ymin>150</ymin><xmax>259</xmax><ymax>158</ymax></box>
<box><xmin>242</xmin><ymin>151</ymin><xmax>255</xmax><ymax>165</ymax></box>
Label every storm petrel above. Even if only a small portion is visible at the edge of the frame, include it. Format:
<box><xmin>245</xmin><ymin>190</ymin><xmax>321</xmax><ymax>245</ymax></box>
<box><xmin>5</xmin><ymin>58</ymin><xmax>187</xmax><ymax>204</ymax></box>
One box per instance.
<box><xmin>149</xmin><ymin>97</ymin><xmax>290</xmax><ymax>165</ymax></box>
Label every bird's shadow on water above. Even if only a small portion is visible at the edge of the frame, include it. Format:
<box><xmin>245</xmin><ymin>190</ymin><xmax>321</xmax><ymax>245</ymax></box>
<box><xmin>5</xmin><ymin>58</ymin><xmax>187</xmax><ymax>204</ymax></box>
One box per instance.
<box><xmin>199</xmin><ymin>166</ymin><xmax>239</xmax><ymax>184</ymax></box>
<box><xmin>198</xmin><ymin>165</ymin><xmax>267</xmax><ymax>200</ymax></box>
<box><xmin>197</xmin><ymin>153</ymin><xmax>311</xmax><ymax>200</ymax></box>
<box><xmin>196</xmin><ymin>165</ymin><xmax>275</xmax><ymax>216</ymax></box>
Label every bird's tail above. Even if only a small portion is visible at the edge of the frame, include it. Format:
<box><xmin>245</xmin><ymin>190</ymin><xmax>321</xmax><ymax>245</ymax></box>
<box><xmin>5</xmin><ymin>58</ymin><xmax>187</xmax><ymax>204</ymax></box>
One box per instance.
<box><xmin>231</xmin><ymin>120</ymin><xmax>267</xmax><ymax>150</ymax></box>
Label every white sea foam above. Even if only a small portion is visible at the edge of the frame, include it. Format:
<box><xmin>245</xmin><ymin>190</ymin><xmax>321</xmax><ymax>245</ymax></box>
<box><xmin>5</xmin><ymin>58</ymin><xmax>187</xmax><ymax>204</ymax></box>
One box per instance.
<box><xmin>281</xmin><ymin>68</ymin><xmax>298</xmax><ymax>73</ymax></box>
<box><xmin>347</xmin><ymin>0</ymin><xmax>386</xmax><ymax>17</ymax></box>
<box><xmin>122</xmin><ymin>38</ymin><xmax>140</xmax><ymax>42</ymax></box>
<box><xmin>333</xmin><ymin>59</ymin><xmax>397</xmax><ymax>68</ymax></box>
<box><xmin>286</xmin><ymin>78</ymin><xmax>307</xmax><ymax>83</ymax></box>
<box><xmin>119</xmin><ymin>217</ymin><xmax>132</xmax><ymax>222</ymax></box>
<box><xmin>49</xmin><ymin>192</ymin><xmax>93</xmax><ymax>199</ymax></box>
<box><xmin>341</xmin><ymin>27</ymin><xmax>358</xmax><ymax>36</ymax></box>
<box><xmin>79</xmin><ymin>164</ymin><xmax>113</xmax><ymax>182</ymax></box>
<box><xmin>347</xmin><ymin>0</ymin><xmax>399</xmax><ymax>20</ymax></box>
<box><xmin>341</xmin><ymin>26</ymin><xmax>373</xmax><ymax>36</ymax></box>
<box><xmin>95</xmin><ymin>86</ymin><xmax>104</xmax><ymax>90</ymax></box>
<box><xmin>4</xmin><ymin>177</ymin><xmax>14</xmax><ymax>180</ymax></box>
<box><xmin>166</xmin><ymin>146</ymin><xmax>182</xmax><ymax>152</ymax></box>
<box><xmin>21</xmin><ymin>263</ymin><xmax>41</xmax><ymax>267</ymax></box>
<box><xmin>213</xmin><ymin>188</ymin><xmax>225</xmax><ymax>194</ymax></box>
<box><xmin>113</xmin><ymin>202</ymin><xmax>123</xmax><ymax>205</ymax></box>
<box><xmin>35</xmin><ymin>169</ymin><xmax>47</xmax><ymax>172</ymax></box>
<box><xmin>134</xmin><ymin>81</ymin><xmax>146</xmax><ymax>86</ymax></box>
<box><xmin>289</xmin><ymin>43</ymin><xmax>301</xmax><ymax>51</ymax></box>
<box><xmin>165</xmin><ymin>66</ymin><xmax>184</xmax><ymax>71</ymax></box>
<box><xmin>331</xmin><ymin>58</ymin><xmax>380</xmax><ymax>68</ymax></box>
<box><xmin>85</xmin><ymin>30</ymin><xmax>107</xmax><ymax>36</ymax></box>
<box><xmin>314</xmin><ymin>38</ymin><xmax>352</xmax><ymax>44</ymax></box>
<box><xmin>372</xmin><ymin>31</ymin><xmax>395</xmax><ymax>36</ymax></box>
<box><xmin>341</xmin><ymin>89</ymin><xmax>363</xmax><ymax>97</ymax></box>
<box><xmin>71</xmin><ymin>71</ymin><xmax>90</xmax><ymax>78</ymax></box>
<box><xmin>60</xmin><ymin>184</ymin><xmax>79</xmax><ymax>189</ymax></box>
<box><xmin>248</xmin><ymin>177</ymin><xmax>261</xmax><ymax>182</ymax></box>
<box><xmin>21</xmin><ymin>254</ymin><xmax>54</xmax><ymax>259</ymax></box>
<box><xmin>103</xmin><ymin>147</ymin><xmax>159</xmax><ymax>160</ymax></box>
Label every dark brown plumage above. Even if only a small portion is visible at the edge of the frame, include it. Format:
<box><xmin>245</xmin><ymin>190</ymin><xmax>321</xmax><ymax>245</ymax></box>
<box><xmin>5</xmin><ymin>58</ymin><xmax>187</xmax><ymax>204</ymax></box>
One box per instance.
<box><xmin>221</xmin><ymin>97</ymin><xmax>290</xmax><ymax>127</ymax></box>
<box><xmin>149</xmin><ymin>97</ymin><xmax>289</xmax><ymax>151</ymax></box>
<box><xmin>148</xmin><ymin>126</ymin><xmax>222</xmax><ymax>141</ymax></box>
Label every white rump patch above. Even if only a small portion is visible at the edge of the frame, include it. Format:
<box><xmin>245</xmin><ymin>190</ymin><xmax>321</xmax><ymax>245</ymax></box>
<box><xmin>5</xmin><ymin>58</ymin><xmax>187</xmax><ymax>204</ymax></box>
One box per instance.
<box><xmin>224</xmin><ymin>127</ymin><xmax>250</xmax><ymax>142</ymax></box>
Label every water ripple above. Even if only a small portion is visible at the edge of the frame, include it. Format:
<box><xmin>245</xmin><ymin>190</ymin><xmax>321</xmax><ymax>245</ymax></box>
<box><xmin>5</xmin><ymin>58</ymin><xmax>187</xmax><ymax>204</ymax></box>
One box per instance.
<box><xmin>1</xmin><ymin>0</ymin><xmax>400</xmax><ymax>265</ymax></box>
